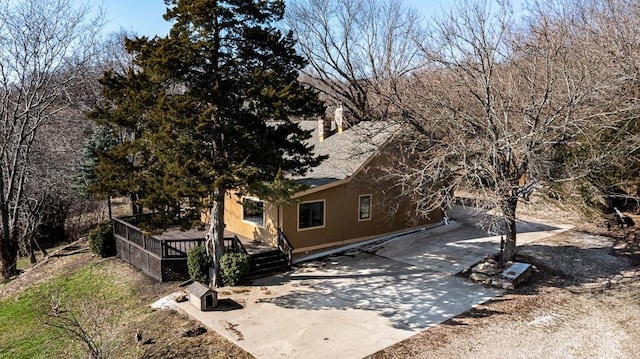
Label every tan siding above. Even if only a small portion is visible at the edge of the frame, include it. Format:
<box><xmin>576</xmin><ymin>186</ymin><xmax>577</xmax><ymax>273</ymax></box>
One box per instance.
<box><xmin>281</xmin><ymin>144</ymin><xmax>443</xmax><ymax>254</ymax></box>
<box><xmin>223</xmin><ymin>193</ymin><xmax>278</xmax><ymax>246</ymax></box>
<box><xmin>282</xmin><ymin>185</ymin><xmax>345</xmax><ymax>249</ymax></box>
<box><xmin>208</xmin><ymin>140</ymin><xmax>443</xmax><ymax>253</ymax></box>
<box><xmin>261</xmin><ymin>202</ymin><xmax>278</xmax><ymax>246</ymax></box>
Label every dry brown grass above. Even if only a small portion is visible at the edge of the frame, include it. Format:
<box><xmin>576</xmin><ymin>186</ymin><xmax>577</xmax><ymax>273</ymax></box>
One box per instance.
<box><xmin>119</xmin><ymin>310</ymin><xmax>252</xmax><ymax>359</ymax></box>
<box><xmin>0</xmin><ymin>241</ymin><xmax>253</xmax><ymax>358</ymax></box>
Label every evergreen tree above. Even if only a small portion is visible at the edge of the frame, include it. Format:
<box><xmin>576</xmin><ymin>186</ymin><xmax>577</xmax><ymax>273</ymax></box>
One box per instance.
<box><xmin>89</xmin><ymin>69</ymin><xmax>159</xmax><ymax>215</ymax></box>
<box><xmin>74</xmin><ymin>125</ymin><xmax>118</xmax><ymax>198</ymax></box>
<box><xmin>73</xmin><ymin>125</ymin><xmax>119</xmax><ymax>218</ymax></box>
<box><xmin>91</xmin><ymin>0</ymin><xmax>325</xmax><ymax>287</ymax></box>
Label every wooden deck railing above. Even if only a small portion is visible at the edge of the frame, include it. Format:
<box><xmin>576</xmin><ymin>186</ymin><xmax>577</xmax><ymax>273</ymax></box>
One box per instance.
<box><xmin>114</xmin><ymin>215</ymin><xmax>207</xmax><ymax>259</ymax></box>
<box><xmin>224</xmin><ymin>235</ymin><xmax>248</xmax><ymax>255</ymax></box>
<box><xmin>162</xmin><ymin>238</ymin><xmax>207</xmax><ymax>258</ymax></box>
<box><xmin>113</xmin><ymin>216</ymin><xmax>163</xmax><ymax>257</ymax></box>
<box><xmin>115</xmin><ymin>214</ymin><xmax>254</xmax><ymax>260</ymax></box>
<box><xmin>277</xmin><ymin>228</ymin><xmax>293</xmax><ymax>266</ymax></box>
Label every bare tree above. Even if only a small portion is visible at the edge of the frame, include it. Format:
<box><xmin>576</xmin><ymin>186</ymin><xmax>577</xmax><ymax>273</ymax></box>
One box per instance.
<box><xmin>388</xmin><ymin>0</ymin><xmax>638</xmax><ymax>261</ymax></box>
<box><xmin>40</xmin><ymin>292</ymin><xmax>122</xmax><ymax>359</ymax></box>
<box><xmin>553</xmin><ymin>0</ymin><xmax>640</xmax><ymax>206</ymax></box>
<box><xmin>18</xmin><ymin>107</ymin><xmax>93</xmax><ymax>262</ymax></box>
<box><xmin>0</xmin><ymin>0</ymin><xmax>104</xmax><ymax>278</ymax></box>
<box><xmin>287</xmin><ymin>0</ymin><xmax>425</xmax><ymax>121</ymax></box>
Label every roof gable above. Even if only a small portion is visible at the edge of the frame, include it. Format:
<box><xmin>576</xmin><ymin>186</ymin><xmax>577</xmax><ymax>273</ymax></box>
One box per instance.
<box><xmin>187</xmin><ymin>282</ymin><xmax>213</xmax><ymax>297</ymax></box>
<box><xmin>294</xmin><ymin>120</ymin><xmax>397</xmax><ymax>188</ymax></box>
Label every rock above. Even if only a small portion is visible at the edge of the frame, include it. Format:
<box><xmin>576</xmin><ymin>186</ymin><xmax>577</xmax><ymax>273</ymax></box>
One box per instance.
<box><xmin>502</xmin><ymin>281</ymin><xmax>515</xmax><ymax>290</ymax></box>
<box><xmin>488</xmin><ymin>278</ymin><xmax>514</xmax><ymax>290</ymax></box>
<box><xmin>470</xmin><ymin>272</ymin><xmax>490</xmax><ymax>282</ymax></box>
<box><xmin>472</xmin><ymin>262</ymin><xmax>487</xmax><ymax>272</ymax></box>
<box><xmin>473</xmin><ymin>261</ymin><xmax>502</xmax><ymax>276</ymax></box>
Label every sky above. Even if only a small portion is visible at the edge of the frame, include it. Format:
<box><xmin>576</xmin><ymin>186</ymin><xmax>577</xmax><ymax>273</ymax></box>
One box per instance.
<box><xmin>99</xmin><ymin>0</ymin><xmax>496</xmax><ymax>38</ymax></box>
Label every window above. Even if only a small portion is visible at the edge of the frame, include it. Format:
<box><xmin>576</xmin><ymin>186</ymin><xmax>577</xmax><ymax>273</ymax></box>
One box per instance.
<box><xmin>298</xmin><ymin>200</ymin><xmax>325</xmax><ymax>230</ymax></box>
<box><xmin>242</xmin><ymin>198</ymin><xmax>264</xmax><ymax>227</ymax></box>
<box><xmin>359</xmin><ymin>194</ymin><xmax>372</xmax><ymax>221</ymax></box>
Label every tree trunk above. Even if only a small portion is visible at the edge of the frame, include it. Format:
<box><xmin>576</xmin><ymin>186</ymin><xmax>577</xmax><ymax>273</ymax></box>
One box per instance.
<box><xmin>0</xmin><ymin>198</ymin><xmax>18</xmax><ymax>278</ymax></box>
<box><xmin>501</xmin><ymin>197</ymin><xmax>518</xmax><ymax>262</ymax></box>
<box><xmin>207</xmin><ymin>188</ymin><xmax>226</xmax><ymax>288</ymax></box>
<box><xmin>0</xmin><ymin>236</ymin><xmax>18</xmax><ymax>279</ymax></box>
<box><xmin>33</xmin><ymin>235</ymin><xmax>47</xmax><ymax>260</ymax></box>
<box><xmin>130</xmin><ymin>193</ymin><xmax>143</xmax><ymax>215</ymax></box>
<box><xmin>28</xmin><ymin>235</ymin><xmax>37</xmax><ymax>265</ymax></box>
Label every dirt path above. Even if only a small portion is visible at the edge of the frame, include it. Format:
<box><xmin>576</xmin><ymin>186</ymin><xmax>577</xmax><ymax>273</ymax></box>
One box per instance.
<box><xmin>369</xmin><ymin>227</ymin><xmax>640</xmax><ymax>358</ymax></box>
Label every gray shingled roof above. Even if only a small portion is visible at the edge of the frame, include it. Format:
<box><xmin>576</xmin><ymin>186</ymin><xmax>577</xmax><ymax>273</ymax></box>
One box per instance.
<box><xmin>294</xmin><ymin>120</ymin><xmax>397</xmax><ymax>188</ymax></box>
<box><xmin>186</xmin><ymin>281</ymin><xmax>213</xmax><ymax>297</ymax></box>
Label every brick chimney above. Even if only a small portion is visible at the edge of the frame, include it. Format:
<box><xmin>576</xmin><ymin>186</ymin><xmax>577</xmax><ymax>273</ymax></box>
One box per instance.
<box><xmin>318</xmin><ymin>117</ymin><xmax>332</xmax><ymax>142</ymax></box>
<box><xmin>335</xmin><ymin>104</ymin><xmax>350</xmax><ymax>133</ymax></box>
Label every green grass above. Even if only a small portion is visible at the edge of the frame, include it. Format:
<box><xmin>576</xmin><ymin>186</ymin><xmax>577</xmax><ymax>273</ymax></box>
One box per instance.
<box><xmin>16</xmin><ymin>243</ymin><xmax>70</xmax><ymax>272</ymax></box>
<box><xmin>0</xmin><ymin>262</ymin><xmax>136</xmax><ymax>359</ymax></box>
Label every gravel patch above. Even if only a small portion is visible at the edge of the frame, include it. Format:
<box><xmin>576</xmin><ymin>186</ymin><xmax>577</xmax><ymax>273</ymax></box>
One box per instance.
<box><xmin>369</xmin><ymin>227</ymin><xmax>640</xmax><ymax>359</ymax></box>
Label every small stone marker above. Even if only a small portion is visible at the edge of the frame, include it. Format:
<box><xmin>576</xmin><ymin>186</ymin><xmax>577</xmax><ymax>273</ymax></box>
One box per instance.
<box><xmin>501</xmin><ymin>262</ymin><xmax>533</xmax><ymax>287</ymax></box>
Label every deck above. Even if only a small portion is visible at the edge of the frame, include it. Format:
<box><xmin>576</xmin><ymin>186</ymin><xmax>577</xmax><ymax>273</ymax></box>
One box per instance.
<box><xmin>112</xmin><ymin>214</ymin><xmax>284</xmax><ymax>281</ymax></box>
<box><xmin>153</xmin><ymin>227</ymin><xmax>277</xmax><ymax>256</ymax></box>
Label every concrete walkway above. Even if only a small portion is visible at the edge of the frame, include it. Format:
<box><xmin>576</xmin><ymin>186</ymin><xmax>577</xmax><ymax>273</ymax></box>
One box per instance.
<box><xmin>167</xmin><ymin>207</ymin><xmax>572</xmax><ymax>359</ymax></box>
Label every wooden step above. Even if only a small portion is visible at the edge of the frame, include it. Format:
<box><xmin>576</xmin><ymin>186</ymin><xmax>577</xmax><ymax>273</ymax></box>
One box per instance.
<box><xmin>249</xmin><ymin>250</ymin><xmax>290</xmax><ymax>278</ymax></box>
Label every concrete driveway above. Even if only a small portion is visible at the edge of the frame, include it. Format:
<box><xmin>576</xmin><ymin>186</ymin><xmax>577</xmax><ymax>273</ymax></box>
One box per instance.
<box><xmin>171</xmin><ymin>207</ymin><xmax>571</xmax><ymax>359</ymax></box>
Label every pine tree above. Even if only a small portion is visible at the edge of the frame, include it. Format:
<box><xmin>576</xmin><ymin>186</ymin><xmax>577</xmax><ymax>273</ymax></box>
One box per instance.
<box><xmin>91</xmin><ymin>0</ymin><xmax>325</xmax><ymax>287</ymax></box>
<box><xmin>73</xmin><ymin>125</ymin><xmax>119</xmax><ymax>218</ymax></box>
<box><xmin>74</xmin><ymin>125</ymin><xmax>117</xmax><ymax>198</ymax></box>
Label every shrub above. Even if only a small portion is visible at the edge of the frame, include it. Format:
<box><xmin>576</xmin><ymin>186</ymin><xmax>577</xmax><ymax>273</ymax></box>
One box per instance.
<box><xmin>220</xmin><ymin>252</ymin><xmax>250</xmax><ymax>286</ymax></box>
<box><xmin>187</xmin><ymin>246</ymin><xmax>210</xmax><ymax>284</ymax></box>
<box><xmin>88</xmin><ymin>221</ymin><xmax>115</xmax><ymax>257</ymax></box>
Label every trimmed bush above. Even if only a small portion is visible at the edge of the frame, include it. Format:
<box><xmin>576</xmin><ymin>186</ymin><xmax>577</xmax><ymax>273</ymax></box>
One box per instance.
<box><xmin>88</xmin><ymin>221</ymin><xmax>115</xmax><ymax>257</ymax></box>
<box><xmin>187</xmin><ymin>246</ymin><xmax>210</xmax><ymax>284</ymax></box>
<box><xmin>220</xmin><ymin>252</ymin><xmax>250</xmax><ymax>286</ymax></box>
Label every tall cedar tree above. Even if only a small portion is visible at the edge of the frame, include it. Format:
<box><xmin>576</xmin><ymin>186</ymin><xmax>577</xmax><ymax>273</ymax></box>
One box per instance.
<box><xmin>73</xmin><ymin>126</ymin><xmax>118</xmax><ymax>198</ymax></box>
<box><xmin>90</xmin><ymin>0</ymin><xmax>324</xmax><ymax>287</ymax></box>
<box><xmin>73</xmin><ymin>125</ymin><xmax>118</xmax><ymax>217</ymax></box>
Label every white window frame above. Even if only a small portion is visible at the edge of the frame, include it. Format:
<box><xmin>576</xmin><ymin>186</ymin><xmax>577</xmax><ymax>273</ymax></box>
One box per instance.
<box><xmin>297</xmin><ymin>199</ymin><xmax>326</xmax><ymax>231</ymax></box>
<box><xmin>358</xmin><ymin>194</ymin><xmax>372</xmax><ymax>221</ymax></box>
<box><xmin>242</xmin><ymin>197</ymin><xmax>265</xmax><ymax>228</ymax></box>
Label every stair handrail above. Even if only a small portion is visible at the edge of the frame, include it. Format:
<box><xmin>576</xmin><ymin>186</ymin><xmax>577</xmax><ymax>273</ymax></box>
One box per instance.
<box><xmin>224</xmin><ymin>235</ymin><xmax>248</xmax><ymax>255</ymax></box>
<box><xmin>277</xmin><ymin>228</ymin><xmax>293</xmax><ymax>266</ymax></box>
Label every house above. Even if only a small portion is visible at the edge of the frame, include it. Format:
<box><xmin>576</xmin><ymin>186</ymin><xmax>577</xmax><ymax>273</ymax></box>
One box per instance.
<box><xmin>222</xmin><ymin>106</ymin><xmax>444</xmax><ymax>258</ymax></box>
<box><xmin>113</xmin><ymin>107</ymin><xmax>443</xmax><ymax>281</ymax></box>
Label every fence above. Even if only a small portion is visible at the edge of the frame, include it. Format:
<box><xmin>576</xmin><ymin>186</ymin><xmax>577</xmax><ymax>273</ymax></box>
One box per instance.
<box><xmin>113</xmin><ymin>215</ymin><xmax>251</xmax><ymax>281</ymax></box>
